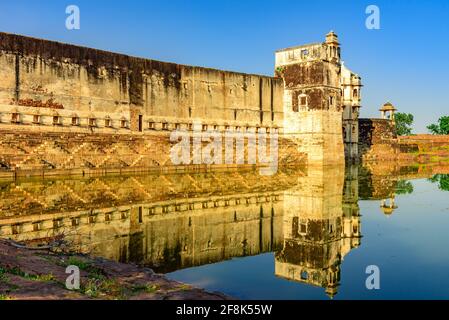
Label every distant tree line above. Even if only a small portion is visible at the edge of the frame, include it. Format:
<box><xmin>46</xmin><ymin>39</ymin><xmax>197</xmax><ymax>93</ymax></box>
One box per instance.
<box><xmin>393</xmin><ymin>113</ymin><xmax>449</xmax><ymax>136</ymax></box>
<box><xmin>427</xmin><ymin>116</ymin><xmax>449</xmax><ymax>135</ymax></box>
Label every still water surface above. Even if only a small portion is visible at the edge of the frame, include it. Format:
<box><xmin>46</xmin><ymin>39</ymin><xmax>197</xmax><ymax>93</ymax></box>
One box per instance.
<box><xmin>169</xmin><ymin>177</ymin><xmax>449</xmax><ymax>299</ymax></box>
<box><xmin>1</xmin><ymin>165</ymin><xmax>448</xmax><ymax>299</ymax></box>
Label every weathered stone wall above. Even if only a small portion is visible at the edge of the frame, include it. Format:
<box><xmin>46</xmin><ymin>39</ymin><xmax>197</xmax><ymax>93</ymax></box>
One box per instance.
<box><xmin>0</xmin><ymin>31</ymin><xmax>360</xmax><ymax>171</ymax></box>
<box><xmin>274</xmin><ymin>33</ymin><xmax>345</xmax><ymax>166</ymax></box>
<box><xmin>398</xmin><ymin>135</ymin><xmax>449</xmax><ymax>151</ymax></box>
<box><xmin>359</xmin><ymin>118</ymin><xmax>397</xmax><ymax>144</ymax></box>
<box><xmin>0</xmin><ymin>32</ymin><xmax>284</xmax><ymax>134</ymax></box>
<box><xmin>0</xmin><ymin>128</ymin><xmax>306</xmax><ymax>178</ymax></box>
<box><xmin>358</xmin><ymin>120</ymin><xmax>449</xmax><ymax>163</ymax></box>
<box><xmin>358</xmin><ymin>118</ymin><xmax>398</xmax><ymax>161</ymax></box>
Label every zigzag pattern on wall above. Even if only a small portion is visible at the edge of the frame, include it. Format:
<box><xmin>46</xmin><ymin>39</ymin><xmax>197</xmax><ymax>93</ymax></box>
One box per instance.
<box><xmin>0</xmin><ymin>129</ymin><xmax>306</xmax><ymax>175</ymax></box>
<box><xmin>0</xmin><ymin>130</ymin><xmax>172</xmax><ymax>171</ymax></box>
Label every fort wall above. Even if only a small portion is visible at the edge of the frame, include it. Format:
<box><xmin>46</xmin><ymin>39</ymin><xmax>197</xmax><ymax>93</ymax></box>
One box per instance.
<box><xmin>358</xmin><ymin>118</ymin><xmax>398</xmax><ymax>161</ymax></box>
<box><xmin>0</xmin><ymin>32</ymin><xmax>284</xmax><ymax>134</ymax></box>
<box><xmin>0</xmin><ymin>31</ymin><xmax>365</xmax><ymax>173</ymax></box>
<box><xmin>359</xmin><ymin>119</ymin><xmax>449</xmax><ymax>163</ymax></box>
<box><xmin>0</xmin><ymin>128</ymin><xmax>306</xmax><ymax>178</ymax></box>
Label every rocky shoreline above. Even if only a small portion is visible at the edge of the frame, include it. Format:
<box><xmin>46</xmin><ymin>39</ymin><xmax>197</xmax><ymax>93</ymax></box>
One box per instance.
<box><xmin>0</xmin><ymin>240</ymin><xmax>230</xmax><ymax>300</ymax></box>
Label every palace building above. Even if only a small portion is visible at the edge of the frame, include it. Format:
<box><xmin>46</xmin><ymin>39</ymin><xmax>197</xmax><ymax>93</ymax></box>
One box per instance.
<box><xmin>0</xmin><ymin>31</ymin><xmax>397</xmax><ymax>177</ymax></box>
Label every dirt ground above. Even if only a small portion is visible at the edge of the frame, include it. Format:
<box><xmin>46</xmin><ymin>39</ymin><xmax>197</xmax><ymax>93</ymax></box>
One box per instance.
<box><xmin>0</xmin><ymin>240</ymin><xmax>230</xmax><ymax>300</ymax></box>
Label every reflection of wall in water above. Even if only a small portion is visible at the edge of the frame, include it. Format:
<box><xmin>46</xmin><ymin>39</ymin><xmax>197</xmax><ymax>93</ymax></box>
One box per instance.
<box><xmin>275</xmin><ymin>166</ymin><xmax>361</xmax><ymax>298</ymax></box>
<box><xmin>1</xmin><ymin>166</ymin><xmax>366</xmax><ymax>288</ymax></box>
<box><xmin>0</xmin><ymin>193</ymin><xmax>284</xmax><ymax>272</ymax></box>
<box><xmin>0</xmin><ymin>170</ymin><xmax>291</xmax><ymax>272</ymax></box>
<box><xmin>132</xmin><ymin>198</ymin><xmax>284</xmax><ymax>272</ymax></box>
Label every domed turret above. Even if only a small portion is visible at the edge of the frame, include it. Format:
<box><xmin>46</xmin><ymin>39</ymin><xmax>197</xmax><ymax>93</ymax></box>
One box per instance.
<box><xmin>380</xmin><ymin>102</ymin><xmax>397</xmax><ymax>122</ymax></box>
<box><xmin>324</xmin><ymin>31</ymin><xmax>341</xmax><ymax>63</ymax></box>
<box><xmin>325</xmin><ymin>30</ymin><xmax>340</xmax><ymax>45</ymax></box>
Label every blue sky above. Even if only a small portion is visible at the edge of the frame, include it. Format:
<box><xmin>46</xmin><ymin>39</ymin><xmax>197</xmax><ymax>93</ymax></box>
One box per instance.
<box><xmin>1</xmin><ymin>0</ymin><xmax>448</xmax><ymax>132</ymax></box>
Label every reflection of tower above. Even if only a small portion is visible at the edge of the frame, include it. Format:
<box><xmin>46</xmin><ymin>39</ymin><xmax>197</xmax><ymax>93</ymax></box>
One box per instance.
<box><xmin>342</xmin><ymin>165</ymin><xmax>361</xmax><ymax>254</ymax></box>
<box><xmin>275</xmin><ymin>165</ymin><xmax>361</xmax><ymax>298</ymax></box>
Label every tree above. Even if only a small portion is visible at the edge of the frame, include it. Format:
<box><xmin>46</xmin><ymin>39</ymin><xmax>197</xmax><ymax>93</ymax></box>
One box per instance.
<box><xmin>427</xmin><ymin>116</ymin><xmax>449</xmax><ymax>135</ymax></box>
<box><xmin>395</xmin><ymin>112</ymin><xmax>414</xmax><ymax>136</ymax></box>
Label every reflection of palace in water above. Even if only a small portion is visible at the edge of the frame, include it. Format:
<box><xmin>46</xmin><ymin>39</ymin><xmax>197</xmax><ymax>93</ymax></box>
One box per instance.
<box><xmin>0</xmin><ymin>163</ymin><xmax>432</xmax><ymax>297</ymax></box>
<box><xmin>275</xmin><ymin>166</ymin><xmax>361</xmax><ymax>298</ymax></box>
<box><xmin>0</xmin><ymin>169</ymin><xmax>300</xmax><ymax>272</ymax></box>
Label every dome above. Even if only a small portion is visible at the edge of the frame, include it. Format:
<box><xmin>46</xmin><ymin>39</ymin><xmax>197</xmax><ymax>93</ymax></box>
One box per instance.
<box><xmin>325</xmin><ymin>30</ymin><xmax>339</xmax><ymax>45</ymax></box>
<box><xmin>380</xmin><ymin>102</ymin><xmax>397</xmax><ymax>112</ymax></box>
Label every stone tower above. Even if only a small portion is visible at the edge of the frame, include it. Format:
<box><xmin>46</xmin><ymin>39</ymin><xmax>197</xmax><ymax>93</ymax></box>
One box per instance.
<box><xmin>341</xmin><ymin>64</ymin><xmax>362</xmax><ymax>161</ymax></box>
<box><xmin>275</xmin><ymin>31</ymin><xmax>345</xmax><ymax>166</ymax></box>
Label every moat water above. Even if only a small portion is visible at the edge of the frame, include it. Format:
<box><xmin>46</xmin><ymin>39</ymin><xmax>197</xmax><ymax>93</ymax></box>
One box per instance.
<box><xmin>1</xmin><ymin>164</ymin><xmax>449</xmax><ymax>299</ymax></box>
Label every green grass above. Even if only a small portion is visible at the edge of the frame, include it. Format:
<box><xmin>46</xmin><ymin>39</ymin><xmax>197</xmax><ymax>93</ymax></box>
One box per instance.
<box><xmin>59</xmin><ymin>256</ymin><xmax>126</xmax><ymax>298</ymax></box>
<box><xmin>65</xmin><ymin>257</ymin><xmax>91</xmax><ymax>270</ymax></box>
<box><xmin>81</xmin><ymin>278</ymin><xmax>125</xmax><ymax>299</ymax></box>
<box><xmin>131</xmin><ymin>284</ymin><xmax>159</xmax><ymax>294</ymax></box>
<box><xmin>0</xmin><ymin>267</ymin><xmax>8</xmax><ymax>280</ymax></box>
<box><xmin>0</xmin><ymin>266</ymin><xmax>55</xmax><ymax>282</ymax></box>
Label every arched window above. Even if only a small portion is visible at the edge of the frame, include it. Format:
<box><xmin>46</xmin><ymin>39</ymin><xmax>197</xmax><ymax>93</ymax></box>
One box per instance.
<box><xmin>353</xmin><ymin>89</ymin><xmax>358</xmax><ymax>98</ymax></box>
